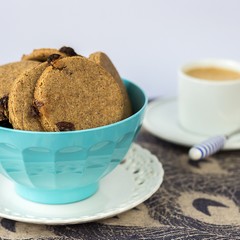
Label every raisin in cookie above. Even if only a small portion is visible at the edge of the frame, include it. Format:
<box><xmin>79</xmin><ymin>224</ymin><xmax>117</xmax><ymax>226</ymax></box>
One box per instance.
<box><xmin>89</xmin><ymin>52</ymin><xmax>132</xmax><ymax>118</ymax></box>
<box><xmin>34</xmin><ymin>56</ymin><xmax>125</xmax><ymax>131</ymax></box>
<box><xmin>0</xmin><ymin>60</ymin><xmax>40</xmax><ymax>121</ymax></box>
<box><xmin>8</xmin><ymin>62</ymin><xmax>48</xmax><ymax>131</ymax></box>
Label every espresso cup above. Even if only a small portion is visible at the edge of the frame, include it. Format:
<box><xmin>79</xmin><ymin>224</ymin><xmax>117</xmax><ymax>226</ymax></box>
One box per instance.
<box><xmin>178</xmin><ymin>59</ymin><xmax>240</xmax><ymax>135</ymax></box>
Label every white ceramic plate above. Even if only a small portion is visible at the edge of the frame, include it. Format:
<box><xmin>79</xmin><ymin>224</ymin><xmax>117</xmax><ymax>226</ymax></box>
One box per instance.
<box><xmin>0</xmin><ymin>143</ymin><xmax>164</xmax><ymax>225</ymax></box>
<box><xmin>143</xmin><ymin>98</ymin><xmax>240</xmax><ymax>150</ymax></box>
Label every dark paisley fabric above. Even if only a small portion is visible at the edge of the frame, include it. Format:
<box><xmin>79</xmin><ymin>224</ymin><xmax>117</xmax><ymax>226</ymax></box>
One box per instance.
<box><xmin>0</xmin><ymin>130</ymin><xmax>240</xmax><ymax>240</ymax></box>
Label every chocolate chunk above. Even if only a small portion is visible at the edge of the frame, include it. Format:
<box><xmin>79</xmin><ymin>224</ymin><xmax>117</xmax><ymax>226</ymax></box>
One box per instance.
<box><xmin>47</xmin><ymin>54</ymin><xmax>61</xmax><ymax>65</ymax></box>
<box><xmin>59</xmin><ymin>46</ymin><xmax>78</xmax><ymax>56</ymax></box>
<box><xmin>0</xmin><ymin>112</ymin><xmax>7</xmax><ymax>121</ymax></box>
<box><xmin>0</xmin><ymin>120</ymin><xmax>13</xmax><ymax>129</ymax></box>
<box><xmin>56</xmin><ymin>122</ymin><xmax>75</xmax><ymax>131</ymax></box>
<box><xmin>30</xmin><ymin>105</ymin><xmax>40</xmax><ymax>118</ymax></box>
<box><xmin>0</xmin><ymin>95</ymin><xmax>9</xmax><ymax>110</ymax></box>
<box><xmin>0</xmin><ymin>95</ymin><xmax>9</xmax><ymax>120</ymax></box>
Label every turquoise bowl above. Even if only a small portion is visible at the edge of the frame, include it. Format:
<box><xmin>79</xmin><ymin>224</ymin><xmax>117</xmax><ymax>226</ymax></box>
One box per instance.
<box><xmin>0</xmin><ymin>79</ymin><xmax>147</xmax><ymax>204</ymax></box>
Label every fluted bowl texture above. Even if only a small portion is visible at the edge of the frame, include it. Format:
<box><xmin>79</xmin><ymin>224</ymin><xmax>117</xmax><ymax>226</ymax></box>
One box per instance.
<box><xmin>0</xmin><ymin>79</ymin><xmax>147</xmax><ymax>204</ymax></box>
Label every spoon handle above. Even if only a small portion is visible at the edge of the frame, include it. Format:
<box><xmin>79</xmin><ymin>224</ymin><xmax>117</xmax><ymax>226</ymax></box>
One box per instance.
<box><xmin>188</xmin><ymin>135</ymin><xmax>227</xmax><ymax>160</ymax></box>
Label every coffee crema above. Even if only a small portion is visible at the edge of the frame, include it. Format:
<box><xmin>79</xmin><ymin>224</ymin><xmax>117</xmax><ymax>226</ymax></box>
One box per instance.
<box><xmin>185</xmin><ymin>67</ymin><xmax>240</xmax><ymax>81</ymax></box>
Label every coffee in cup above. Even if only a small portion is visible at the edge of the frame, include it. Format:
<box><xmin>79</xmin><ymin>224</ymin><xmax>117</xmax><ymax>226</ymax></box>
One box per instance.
<box><xmin>185</xmin><ymin>66</ymin><xmax>240</xmax><ymax>81</ymax></box>
<box><xmin>178</xmin><ymin>59</ymin><xmax>240</xmax><ymax>135</ymax></box>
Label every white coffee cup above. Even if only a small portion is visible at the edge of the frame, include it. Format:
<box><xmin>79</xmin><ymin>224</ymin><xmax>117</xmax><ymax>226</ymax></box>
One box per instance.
<box><xmin>178</xmin><ymin>59</ymin><xmax>240</xmax><ymax>135</ymax></box>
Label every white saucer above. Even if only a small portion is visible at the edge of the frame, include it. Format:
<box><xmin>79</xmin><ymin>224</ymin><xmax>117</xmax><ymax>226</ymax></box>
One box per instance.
<box><xmin>143</xmin><ymin>98</ymin><xmax>240</xmax><ymax>150</ymax></box>
<box><xmin>0</xmin><ymin>143</ymin><xmax>164</xmax><ymax>225</ymax></box>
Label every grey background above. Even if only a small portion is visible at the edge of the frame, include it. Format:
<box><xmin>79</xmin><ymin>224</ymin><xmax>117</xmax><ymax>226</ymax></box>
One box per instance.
<box><xmin>1</xmin><ymin>0</ymin><xmax>240</xmax><ymax>97</ymax></box>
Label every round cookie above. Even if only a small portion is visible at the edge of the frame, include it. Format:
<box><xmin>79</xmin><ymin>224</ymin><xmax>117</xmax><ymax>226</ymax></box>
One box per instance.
<box><xmin>8</xmin><ymin>62</ymin><xmax>48</xmax><ymax>131</ymax></box>
<box><xmin>0</xmin><ymin>60</ymin><xmax>40</xmax><ymax>121</ymax></box>
<box><xmin>89</xmin><ymin>52</ymin><xmax>132</xmax><ymax>118</ymax></box>
<box><xmin>34</xmin><ymin>56</ymin><xmax>125</xmax><ymax>131</ymax></box>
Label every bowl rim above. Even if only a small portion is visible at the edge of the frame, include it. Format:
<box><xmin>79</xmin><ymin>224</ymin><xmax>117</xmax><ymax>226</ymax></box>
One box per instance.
<box><xmin>0</xmin><ymin>79</ymin><xmax>148</xmax><ymax>135</ymax></box>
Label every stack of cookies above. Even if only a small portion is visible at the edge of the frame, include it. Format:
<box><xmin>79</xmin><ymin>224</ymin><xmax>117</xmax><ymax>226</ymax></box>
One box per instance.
<box><xmin>0</xmin><ymin>47</ymin><xmax>132</xmax><ymax>131</ymax></box>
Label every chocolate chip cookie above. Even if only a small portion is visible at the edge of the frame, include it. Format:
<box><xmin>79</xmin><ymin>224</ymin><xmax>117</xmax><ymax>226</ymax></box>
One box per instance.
<box><xmin>89</xmin><ymin>52</ymin><xmax>132</xmax><ymax>118</ymax></box>
<box><xmin>0</xmin><ymin>60</ymin><xmax>40</xmax><ymax>121</ymax></box>
<box><xmin>34</xmin><ymin>56</ymin><xmax>125</xmax><ymax>131</ymax></box>
<box><xmin>8</xmin><ymin>62</ymin><xmax>48</xmax><ymax>131</ymax></box>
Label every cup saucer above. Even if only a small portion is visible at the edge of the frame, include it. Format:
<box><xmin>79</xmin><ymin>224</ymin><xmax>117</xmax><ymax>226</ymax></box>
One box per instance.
<box><xmin>143</xmin><ymin>98</ymin><xmax>240</xmax><ymax>150</ymax></box>
<box><xmin>0</xmin><ymin>144</ymin><xmax>164</xmax><ymax>225</ymax></box>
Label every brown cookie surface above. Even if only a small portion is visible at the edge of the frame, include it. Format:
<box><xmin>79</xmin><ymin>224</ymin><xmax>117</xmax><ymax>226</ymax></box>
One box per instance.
<box><xmin>8</xmin><ymin>63</ymin><xmax>48</xmax><ymax>131</ymax></box>
<box><xmin>89</xmin><ymin>52</ymin><xmax>132</xmax><ymax>118</ymax></box>
<box><xmin>21</xmin><ymin>48</ymin><xmax>67</xmax><ymax>62</ymax></box>
<box><xmin>34</xmin><ymin>56</ymin><xmax>125</xmax><ymax>131</ymax></box>
<box><xmin>0</xmin><ymin>60</ymin><xmax>40</xmax><ymax>121</ymax></box>
<box><xmin>21</xmin><ymin>47</ymin><xmax>79</xmax><ymax>62</ymax></box>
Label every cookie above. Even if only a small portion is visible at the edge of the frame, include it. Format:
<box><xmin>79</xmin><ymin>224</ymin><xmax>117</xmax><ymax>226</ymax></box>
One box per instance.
<box><xmin>89</xmin><ymin>52</ymin><xmax>132</xmax><ymax>118</ymax></box>
<box><xmin>21</xmin><ymin>47</ymin><xmax>79</xmax><ymax>62</ymax></box>
<box><xmin>0</xmin><ymin>60</ymin><xmax>40</xmax><ymax>121</ymax></box>
<box><xmin>21</xmin><ymin>48</ymin><xmax>67</xmax><ymax>62</ymax></box>
<box><xmin>8</xmin><ymin>62</ymin><xmax>48</xmax><ymax>131</ymax></box>
<box><xmin>34</xmin><ymin>56</ymin><xmax>125</xmax><ymax>131</ymax></box>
